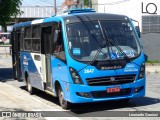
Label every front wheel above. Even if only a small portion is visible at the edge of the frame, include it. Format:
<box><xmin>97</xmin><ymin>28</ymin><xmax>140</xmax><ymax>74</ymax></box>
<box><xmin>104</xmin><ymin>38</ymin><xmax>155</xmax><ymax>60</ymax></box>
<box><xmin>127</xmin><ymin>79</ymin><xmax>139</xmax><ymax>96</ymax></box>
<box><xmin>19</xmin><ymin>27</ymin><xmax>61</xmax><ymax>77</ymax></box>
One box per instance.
<box><xmin>58</xmin><ymin>86</ymin><xmax>71</xmax><ymax>109</ymax></box>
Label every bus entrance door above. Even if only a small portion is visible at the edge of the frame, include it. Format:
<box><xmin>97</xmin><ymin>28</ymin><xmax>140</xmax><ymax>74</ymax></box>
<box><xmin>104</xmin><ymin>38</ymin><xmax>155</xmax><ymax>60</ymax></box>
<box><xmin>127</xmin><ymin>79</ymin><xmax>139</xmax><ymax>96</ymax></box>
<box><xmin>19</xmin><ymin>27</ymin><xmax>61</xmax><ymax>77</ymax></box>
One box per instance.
<box><xmin>12</xmin><ymin>31</ymin><xmax>22</xmax><ymax>81</ymax></box>
<box><xmin>41</xmin><ymin>26</ymin><xmax>53</xmax><ymax>91</ymax></box>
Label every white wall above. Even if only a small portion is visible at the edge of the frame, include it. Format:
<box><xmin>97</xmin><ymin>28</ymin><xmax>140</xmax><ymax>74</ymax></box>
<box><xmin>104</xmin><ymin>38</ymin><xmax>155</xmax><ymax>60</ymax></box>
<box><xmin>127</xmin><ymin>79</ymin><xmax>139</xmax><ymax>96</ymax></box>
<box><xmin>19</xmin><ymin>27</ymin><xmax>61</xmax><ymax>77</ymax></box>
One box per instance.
<box><xmin>96</xmin><ymin>0</ymin><xmax>160</xmax><ymax>31</ymax></box>
<box><xmin>0</xmin><ymin>26</ymin><xmax>13</xmax><ymax>32</ymax></box>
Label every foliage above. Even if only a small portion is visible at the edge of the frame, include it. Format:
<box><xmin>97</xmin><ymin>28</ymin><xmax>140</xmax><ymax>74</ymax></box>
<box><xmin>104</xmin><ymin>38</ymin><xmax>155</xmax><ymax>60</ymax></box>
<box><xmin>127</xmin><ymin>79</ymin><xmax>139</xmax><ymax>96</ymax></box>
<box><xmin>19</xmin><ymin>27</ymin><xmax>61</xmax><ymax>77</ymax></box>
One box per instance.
<box><xmin>84</xmin><ymin>0</ymin><xmax>89</xmax><ymax>7</ymax></box>
<box><xmin>0</xmin><ymin>0</ymin><xmax>22</xmax><ymax>31</ymax></box>
<box><xmin>146</xmin><ymin>60</ymin><xmax>160</xmax><ymax>63</ymax></box>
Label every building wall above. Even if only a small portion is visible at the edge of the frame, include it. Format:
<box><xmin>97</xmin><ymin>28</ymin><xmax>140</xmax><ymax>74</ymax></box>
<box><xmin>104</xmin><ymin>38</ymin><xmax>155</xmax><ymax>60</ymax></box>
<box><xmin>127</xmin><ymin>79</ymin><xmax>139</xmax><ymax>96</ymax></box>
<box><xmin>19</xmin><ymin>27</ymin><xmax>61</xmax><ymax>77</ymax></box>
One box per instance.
<box><xmin>96</xmin><ymin>0</ymin><xmax>160</xmax><ymax>32</ymax></box>
<box><xmin>141</xmin><ymin>33</ymin><xmax>160</xmax><ymax>61</ymax></box>
<box><xmin>18</xmin><ymin>6</ymin><xmax>55</xmax><ymax>18</ymax></box>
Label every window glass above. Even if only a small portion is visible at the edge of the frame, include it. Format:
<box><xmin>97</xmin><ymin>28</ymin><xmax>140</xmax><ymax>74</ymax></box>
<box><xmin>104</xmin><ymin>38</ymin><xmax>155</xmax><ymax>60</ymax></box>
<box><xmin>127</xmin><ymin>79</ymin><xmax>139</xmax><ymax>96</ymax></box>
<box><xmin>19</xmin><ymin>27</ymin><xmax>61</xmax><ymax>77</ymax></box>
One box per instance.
<box><xmin>24</xmin><ymin>27</ymin><xmax>32</xmax><ymax>51</ymax></box>
<box><xmin>32</xmin><ymin>26</ymin><xmax>40</xmax><ymax>52</ymax></box>
<box><xmin>24</xmin><ymin>27</ymin><xmax>31</xmax><ymax>38</ymax></box>
<box><xmin>24</xmin><ymin>39</ymin><xmax>31</xmax><ymax>51</ymax></box>
<box><xmin>20</xmin><ymin>32</ymin><xmax>24</xmax><ymax>51</ymax></box>
<box><xmin>42</xmin><ymin>27</ymin><xmax>52</xmax><ymax>54</ymax></box>
<box><xmin>53</xmin><ymin>30</ymin><xmax>64</xmax><ymax>53</ymax></box>
<box><xmin>67</xmin><ymin>20</ymin><xmax>141</xmax><ymax>61</ymax></box>
<box><xmin>32</xmin><ymin>26</ymin><xmax>40</xmax><ymax>38</ymax></box>
<box><xmin>32</xmin><ymin>39</ymin><xmax>40</xmax><ymax>52</ymax></box>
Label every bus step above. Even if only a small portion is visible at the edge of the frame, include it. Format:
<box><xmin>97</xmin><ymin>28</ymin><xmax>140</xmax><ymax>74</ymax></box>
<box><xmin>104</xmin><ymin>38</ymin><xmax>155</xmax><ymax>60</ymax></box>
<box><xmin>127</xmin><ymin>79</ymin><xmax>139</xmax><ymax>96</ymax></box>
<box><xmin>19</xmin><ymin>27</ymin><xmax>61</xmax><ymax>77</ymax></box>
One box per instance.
<box><xmin>45</xmin><ymin>90</ymin><xmax>55</xmax><ymax>97</ymax></box>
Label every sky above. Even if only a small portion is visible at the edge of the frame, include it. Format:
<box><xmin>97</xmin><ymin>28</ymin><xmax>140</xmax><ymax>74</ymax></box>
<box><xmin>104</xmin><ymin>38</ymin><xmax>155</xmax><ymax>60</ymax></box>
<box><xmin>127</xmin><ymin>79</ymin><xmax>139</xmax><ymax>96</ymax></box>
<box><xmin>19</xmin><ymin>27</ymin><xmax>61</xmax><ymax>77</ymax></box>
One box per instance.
<box><xmin>21</xmin><ymin>0</ymin><xmax>64</xmax><ymax>6</ymax></box>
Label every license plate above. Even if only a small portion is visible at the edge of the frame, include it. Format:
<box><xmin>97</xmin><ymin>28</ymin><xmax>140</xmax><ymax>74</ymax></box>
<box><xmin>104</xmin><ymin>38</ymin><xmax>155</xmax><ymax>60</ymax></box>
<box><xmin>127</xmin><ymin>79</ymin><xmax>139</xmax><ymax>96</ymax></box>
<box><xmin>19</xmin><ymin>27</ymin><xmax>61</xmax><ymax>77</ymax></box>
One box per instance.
<box><xmin>107</xmin><ymin>87</ymin><xmax>120</xmax><ymax>93</ymax></box>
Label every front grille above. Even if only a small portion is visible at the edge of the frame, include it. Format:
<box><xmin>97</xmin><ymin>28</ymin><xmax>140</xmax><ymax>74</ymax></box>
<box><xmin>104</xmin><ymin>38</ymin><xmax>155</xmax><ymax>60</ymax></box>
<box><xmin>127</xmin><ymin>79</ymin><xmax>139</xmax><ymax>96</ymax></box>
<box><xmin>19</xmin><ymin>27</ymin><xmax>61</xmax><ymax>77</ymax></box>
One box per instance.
<box><xmin>91</xmin><ymin>88</ymin><xmax>131</xmax><ymax>98</ymax></box>
<box><xmin>86</xmin><ymin>75</ymin><xmax>136</xmax><ymax>86</ymax></box>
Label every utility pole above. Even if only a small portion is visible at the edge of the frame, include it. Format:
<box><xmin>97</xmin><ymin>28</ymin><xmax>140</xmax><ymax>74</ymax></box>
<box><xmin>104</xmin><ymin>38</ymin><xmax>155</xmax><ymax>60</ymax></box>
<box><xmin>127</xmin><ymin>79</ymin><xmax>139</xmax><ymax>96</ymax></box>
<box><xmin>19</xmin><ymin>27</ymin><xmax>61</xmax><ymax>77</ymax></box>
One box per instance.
<box><xmin>89</xmin><ymin>0</ymin><xmax>92</xmax><ymax>8</ymax></box>
<box><xmin>54</xmin><ymin>0</ymin><xmax>57</xmax><ymax>15</ymax></box>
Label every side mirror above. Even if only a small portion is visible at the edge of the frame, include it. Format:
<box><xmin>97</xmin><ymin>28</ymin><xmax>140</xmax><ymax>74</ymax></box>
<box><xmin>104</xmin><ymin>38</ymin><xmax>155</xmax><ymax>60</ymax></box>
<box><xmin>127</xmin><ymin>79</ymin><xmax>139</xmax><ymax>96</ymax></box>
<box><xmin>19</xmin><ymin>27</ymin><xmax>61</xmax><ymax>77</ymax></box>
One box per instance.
<box><xmin>144</xmin><ymin>54</ymin><xmax>148</xmax><ymax>62</ymax></box>
<box><xmin>131</xmin><ymin>18</ymin><xmax>141</xmax><ymax>38</ymax></box>
<box><xmin>135</xmin><ymin>26</ymin><xmax>141</xmax><ymax>38</ymax></box>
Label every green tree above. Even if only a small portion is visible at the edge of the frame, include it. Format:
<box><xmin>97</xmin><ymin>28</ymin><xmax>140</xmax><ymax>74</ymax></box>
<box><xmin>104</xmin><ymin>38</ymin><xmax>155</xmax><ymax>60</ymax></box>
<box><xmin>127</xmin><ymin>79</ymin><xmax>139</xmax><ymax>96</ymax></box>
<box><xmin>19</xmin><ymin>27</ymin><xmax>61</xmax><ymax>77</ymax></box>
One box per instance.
<box><xmin>0</xmin><ymin>0</ymin><xmax>22</xmax><ymax>32</ymax></box>
<box><xmin>84</xmin><ymin>0</ymin><xmax>92</xmax><ymax>8</ymax></box>
<box><xmin>84</xmin><ymin>0</ymin><xmax>89</xmax><ymax>7</ymax></box>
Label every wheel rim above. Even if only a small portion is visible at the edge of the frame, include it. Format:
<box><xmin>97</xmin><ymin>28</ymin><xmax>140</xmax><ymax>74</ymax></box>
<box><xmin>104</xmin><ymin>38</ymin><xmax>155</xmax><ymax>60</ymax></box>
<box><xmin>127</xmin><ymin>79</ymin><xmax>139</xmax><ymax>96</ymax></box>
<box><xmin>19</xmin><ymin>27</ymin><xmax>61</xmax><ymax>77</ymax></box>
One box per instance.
<box><xmin>58</xmin><ymin>88</ymin><xmax>66</xmax><ymax>108</ymax></box>
<box><xmin>27</xmin><ymin>78</ymin><xmax>31</xmax><ymax>92</ymax></box>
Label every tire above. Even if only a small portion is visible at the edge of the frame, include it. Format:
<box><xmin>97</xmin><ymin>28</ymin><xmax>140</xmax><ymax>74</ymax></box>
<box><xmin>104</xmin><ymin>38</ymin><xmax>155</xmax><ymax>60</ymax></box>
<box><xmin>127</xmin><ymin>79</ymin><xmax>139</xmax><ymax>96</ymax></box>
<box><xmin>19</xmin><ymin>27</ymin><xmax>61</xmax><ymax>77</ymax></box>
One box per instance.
<box><xmin>57</xmin><ymin>86</ymin><xmax>71</xmax><ymax>109</ymax></box>
<box><xmin>26</xmin><ymin>76</ymin><xmax>35</xmax><ymax>95</ymax></box>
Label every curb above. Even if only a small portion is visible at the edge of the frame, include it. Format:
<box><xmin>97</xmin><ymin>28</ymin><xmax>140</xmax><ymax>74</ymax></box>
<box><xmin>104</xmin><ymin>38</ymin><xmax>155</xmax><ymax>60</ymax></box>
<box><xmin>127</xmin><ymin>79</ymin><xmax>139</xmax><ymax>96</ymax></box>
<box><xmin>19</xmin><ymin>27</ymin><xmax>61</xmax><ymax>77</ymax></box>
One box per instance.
<box><xmin>146</xmin><ymin>66</ymin><xmax>160</xmax><ymax>73</ymax></box>
<box><xmin>0</xmin><ymin>55</ymin><xmax>11</xmax><ymax>59</ymax></box>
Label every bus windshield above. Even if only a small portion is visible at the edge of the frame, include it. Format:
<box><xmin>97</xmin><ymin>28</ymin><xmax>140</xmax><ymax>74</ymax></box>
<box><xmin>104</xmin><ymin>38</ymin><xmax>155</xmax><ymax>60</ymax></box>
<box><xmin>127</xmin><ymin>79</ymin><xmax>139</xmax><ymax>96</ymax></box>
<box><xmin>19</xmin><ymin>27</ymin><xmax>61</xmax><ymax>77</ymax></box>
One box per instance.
<box><xmin>66</xmin><ymin>20</ymin><xmax>141</xmax><ymax>62</ymax></box>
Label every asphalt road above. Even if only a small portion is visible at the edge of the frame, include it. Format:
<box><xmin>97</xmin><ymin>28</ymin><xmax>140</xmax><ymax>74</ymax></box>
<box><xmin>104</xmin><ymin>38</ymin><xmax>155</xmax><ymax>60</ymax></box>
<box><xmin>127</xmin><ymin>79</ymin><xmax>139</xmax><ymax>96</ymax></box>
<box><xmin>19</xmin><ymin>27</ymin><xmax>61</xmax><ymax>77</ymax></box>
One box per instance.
<box><xmin>0</xmin><ymin>57</ymin><xmax>160</xmax><ymax>120</ymax></box>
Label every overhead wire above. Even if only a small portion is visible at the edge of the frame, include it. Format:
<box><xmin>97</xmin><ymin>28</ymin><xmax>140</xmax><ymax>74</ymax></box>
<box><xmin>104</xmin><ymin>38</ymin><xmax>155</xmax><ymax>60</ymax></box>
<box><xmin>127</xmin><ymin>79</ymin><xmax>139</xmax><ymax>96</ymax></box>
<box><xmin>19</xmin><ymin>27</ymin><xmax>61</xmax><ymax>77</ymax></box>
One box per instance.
<box><xmin>92</xmin><ymin>0</ymin><xmax>132</xmax><ymax>6</ymax></box>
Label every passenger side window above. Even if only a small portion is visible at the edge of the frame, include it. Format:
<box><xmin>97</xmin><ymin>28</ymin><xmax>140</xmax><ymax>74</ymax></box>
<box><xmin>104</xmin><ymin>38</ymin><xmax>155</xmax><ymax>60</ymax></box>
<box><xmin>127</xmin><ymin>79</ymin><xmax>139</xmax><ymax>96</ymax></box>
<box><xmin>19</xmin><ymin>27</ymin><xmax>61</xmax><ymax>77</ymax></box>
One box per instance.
<box><xmin>24</xmin><ymin>27</ymin><xmax>32</xmax><ymax>51</ymax></box>
<box><xmin>20</xmin><ymin>29</ymin><xmax>24</xmax><ymax>51</ymax></box>
<box><xmin>53</xmin><ymin>23</ymin><xmax>65</xmax><ymax>61</ymax></box>
<box><xmin>53</xmin><ymin>30</ymin><xmax>64</xmax><ymax>53</ymax></box>
<box><xmin>32</xmin><ymin>26</ymin><xmax>40</xmax><ymax>52</ymax></box>
<box><xmin>41</xmin><ymin>26</ymin><xmax>52</xmax><ymax>54</ymax></box>
<box><xmin>24</xmin><ymin>39</ymin><xmax>31</xmax><ymax>50</ymax></box>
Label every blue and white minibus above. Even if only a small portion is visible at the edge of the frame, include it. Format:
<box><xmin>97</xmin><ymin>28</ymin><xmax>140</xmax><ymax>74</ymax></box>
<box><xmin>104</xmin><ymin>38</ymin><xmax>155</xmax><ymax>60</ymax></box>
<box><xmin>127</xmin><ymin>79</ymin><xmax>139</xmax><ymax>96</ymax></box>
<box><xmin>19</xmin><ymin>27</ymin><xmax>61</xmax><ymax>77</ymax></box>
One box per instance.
<box><xmin>12</xmin><ymin>9</ymin><xmax>146</xmax><ymax>109</ymax></box>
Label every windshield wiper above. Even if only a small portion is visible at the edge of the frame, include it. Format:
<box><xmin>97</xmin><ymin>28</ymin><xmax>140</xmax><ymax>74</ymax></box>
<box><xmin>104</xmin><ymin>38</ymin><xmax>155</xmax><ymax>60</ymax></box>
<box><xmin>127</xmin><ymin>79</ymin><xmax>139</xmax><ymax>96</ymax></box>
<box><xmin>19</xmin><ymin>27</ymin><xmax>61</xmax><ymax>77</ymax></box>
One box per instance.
<box><xmin>103</xmin><ymin>29</ymin><xmax>131</xmax><ymax>63</ymax></box>
<box><xmin>75</xmin><ymin>15</ymin><xmax>107</xmax><ymax>72</ymax></box>
<box><xmin>103</xmin><ymin>29</ymin><xmax>142</xmax><ymax>68</ymax></box>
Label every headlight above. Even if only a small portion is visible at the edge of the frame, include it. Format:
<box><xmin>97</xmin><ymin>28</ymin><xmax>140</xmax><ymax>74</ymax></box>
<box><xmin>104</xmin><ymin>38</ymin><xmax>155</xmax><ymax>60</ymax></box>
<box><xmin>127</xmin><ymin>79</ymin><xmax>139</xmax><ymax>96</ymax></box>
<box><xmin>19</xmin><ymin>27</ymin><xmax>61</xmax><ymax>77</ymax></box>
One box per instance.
<box><xmin>69</xmin><ymin>67</ymin><xmax>83</xmax><ymax>84</ymax></box>
<box><xmin>138</xmin><ymin>63</ymin><xmax>145</xmax><ymax>79</ymax></box>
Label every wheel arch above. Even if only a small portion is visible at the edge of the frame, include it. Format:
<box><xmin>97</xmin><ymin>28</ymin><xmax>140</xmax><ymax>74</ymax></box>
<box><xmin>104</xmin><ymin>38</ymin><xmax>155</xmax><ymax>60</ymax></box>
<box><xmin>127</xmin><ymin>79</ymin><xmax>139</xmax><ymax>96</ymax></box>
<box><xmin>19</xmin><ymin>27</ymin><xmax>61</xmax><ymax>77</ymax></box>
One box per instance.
<box><xmin>24</xmin><ymin>71</ymin><xmax>29</xmax><ymax>83</ymax></box>
<box><xmin>54</xmin><ymin>80</ymin><xmax>61</xmax><ymax>97</ymax></box>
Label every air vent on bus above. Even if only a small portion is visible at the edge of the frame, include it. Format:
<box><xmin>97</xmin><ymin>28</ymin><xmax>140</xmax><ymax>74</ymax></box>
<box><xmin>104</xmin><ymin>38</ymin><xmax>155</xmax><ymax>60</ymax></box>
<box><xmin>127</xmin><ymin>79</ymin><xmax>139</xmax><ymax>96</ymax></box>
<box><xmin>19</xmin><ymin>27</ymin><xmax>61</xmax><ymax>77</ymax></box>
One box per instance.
<box><xmin>86</xmin><ymin>75</ymin><xmax>136</xmax><ymax>86</ymax></box>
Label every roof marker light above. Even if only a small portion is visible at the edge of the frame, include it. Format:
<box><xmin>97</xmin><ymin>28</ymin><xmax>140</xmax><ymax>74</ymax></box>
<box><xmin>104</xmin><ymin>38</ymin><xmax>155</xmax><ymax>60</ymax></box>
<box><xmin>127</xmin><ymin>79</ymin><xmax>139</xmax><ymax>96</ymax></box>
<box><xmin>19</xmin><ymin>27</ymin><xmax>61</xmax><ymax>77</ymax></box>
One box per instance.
<box><xmin>64</xmin><ymin>8</ymin><xmax>96</xmax><ymax>14</ymax></box>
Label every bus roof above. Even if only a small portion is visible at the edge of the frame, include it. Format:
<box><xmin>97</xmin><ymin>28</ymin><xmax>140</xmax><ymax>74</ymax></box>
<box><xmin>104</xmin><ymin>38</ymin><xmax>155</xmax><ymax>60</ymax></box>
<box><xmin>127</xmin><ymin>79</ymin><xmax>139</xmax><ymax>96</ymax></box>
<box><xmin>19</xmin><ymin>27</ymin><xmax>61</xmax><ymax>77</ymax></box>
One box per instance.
<box><xmin>13</xmin><ymin>9</ymin><xmax>129</xmax><ymax>29</ymax></box>
<box><xmin>62</xmin><ymin>13</ymin><xmax>129</xmax><ymax>24</ymax></box>
<box><xmin>13</xmin><ymin>21</ymin><xmax>32</xmax><ymax>29</ymax></box>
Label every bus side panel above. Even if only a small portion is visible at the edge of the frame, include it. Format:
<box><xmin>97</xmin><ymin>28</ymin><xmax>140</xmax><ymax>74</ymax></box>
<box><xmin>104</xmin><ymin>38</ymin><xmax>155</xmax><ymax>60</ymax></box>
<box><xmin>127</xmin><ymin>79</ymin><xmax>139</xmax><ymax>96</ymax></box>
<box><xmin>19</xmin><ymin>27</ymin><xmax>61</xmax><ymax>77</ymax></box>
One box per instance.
<box><xmin>51</xmin><ymin>56</ymin><xmax>71</xmax><ymax>99</ymax></box>
<box><xmin>21</xmin><ymin>52</ymin><xmax>45</xmax><ymax>91</ymax></box>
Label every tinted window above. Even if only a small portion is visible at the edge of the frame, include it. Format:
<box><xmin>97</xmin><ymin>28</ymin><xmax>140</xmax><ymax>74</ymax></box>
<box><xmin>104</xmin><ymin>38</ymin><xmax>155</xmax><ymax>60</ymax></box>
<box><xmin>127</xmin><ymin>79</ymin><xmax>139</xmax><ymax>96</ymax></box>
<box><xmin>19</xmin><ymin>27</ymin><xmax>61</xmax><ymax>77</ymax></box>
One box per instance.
<box><xmin>32</xmin><ymin>26</ymin><xmax>40</xmax><ymax>52</ymax></box>
<box><xmin>24</xmin><ymin>27</ymin><xmax>32</xmax><ymax>51</ymax></box>
<box><xmin>67</xmin><ymin>20</ymin><xmax>141</xmax><ymax>61</ymax></box>
<box><xmin>24</xmin><ymin>39</ymin><xmax>31</xmax><ymax>51</ymax></box>
<box><xmin>24</xmin><ymin>27</ymin><xmax>31</xmax><ymax>38</ymax></box>
<box><xmin>32</xmin><ymin>26</ymin><xmax>40</xmax><ymax>38</ymax></box>
<box><xmin>53</xmin><ymin>29</ymin><xmax>64</xmax><ymax>53</ymax></box>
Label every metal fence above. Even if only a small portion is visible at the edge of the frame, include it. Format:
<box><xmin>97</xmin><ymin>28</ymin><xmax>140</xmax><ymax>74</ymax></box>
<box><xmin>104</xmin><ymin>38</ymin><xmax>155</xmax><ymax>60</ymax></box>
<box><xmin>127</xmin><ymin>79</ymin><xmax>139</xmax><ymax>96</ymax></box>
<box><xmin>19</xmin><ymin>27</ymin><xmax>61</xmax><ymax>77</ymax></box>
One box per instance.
<box><xmin>142</xmin><ymin>15</ymin><xmax>160</xmax><ymax>33</ymax></box>
<box><xmin>0</xmin><ymin>45</ymin><xmax>11</xmax><ymax>58</ymax></box>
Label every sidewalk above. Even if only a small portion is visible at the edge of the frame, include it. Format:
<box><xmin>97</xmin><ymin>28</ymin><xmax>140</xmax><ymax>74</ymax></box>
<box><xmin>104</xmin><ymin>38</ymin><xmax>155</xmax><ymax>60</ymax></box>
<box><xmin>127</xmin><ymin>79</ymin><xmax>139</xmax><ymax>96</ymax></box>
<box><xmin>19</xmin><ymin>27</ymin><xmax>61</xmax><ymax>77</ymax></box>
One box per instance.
<box><xmin>146</xmin><ymin>65</ymin><xmax>160</xmax><ymax>73</ymax></box>
<box><xmin>0</xmin><ymin>46</ymin><xmax>11</xmax><ymax>59</ymax></box>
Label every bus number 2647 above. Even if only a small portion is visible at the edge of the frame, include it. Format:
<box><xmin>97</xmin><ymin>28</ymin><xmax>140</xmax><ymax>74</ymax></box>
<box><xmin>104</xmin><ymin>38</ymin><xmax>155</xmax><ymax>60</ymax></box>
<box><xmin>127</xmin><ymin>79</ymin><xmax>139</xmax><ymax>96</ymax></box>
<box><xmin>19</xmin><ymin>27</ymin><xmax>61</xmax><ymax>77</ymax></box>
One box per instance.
<box><xmin>84</xmin><ymin>69</ymin><xmax>94</xmax><ymax>74</ymax></box>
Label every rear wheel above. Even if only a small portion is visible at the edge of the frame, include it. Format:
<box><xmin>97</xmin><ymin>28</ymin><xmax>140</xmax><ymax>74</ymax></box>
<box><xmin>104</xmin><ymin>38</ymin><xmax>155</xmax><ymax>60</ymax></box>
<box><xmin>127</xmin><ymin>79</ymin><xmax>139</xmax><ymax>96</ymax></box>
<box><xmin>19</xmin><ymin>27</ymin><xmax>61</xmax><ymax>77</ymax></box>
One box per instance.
<box><xmin>26</xmin><ymin>76</ymin><xmax>35</xmax><ymax>95</ymax></box>
<box><xmin>57</xmin><ymin>85</ymin><xmax>71</xmax><ymax>109</ymax></box>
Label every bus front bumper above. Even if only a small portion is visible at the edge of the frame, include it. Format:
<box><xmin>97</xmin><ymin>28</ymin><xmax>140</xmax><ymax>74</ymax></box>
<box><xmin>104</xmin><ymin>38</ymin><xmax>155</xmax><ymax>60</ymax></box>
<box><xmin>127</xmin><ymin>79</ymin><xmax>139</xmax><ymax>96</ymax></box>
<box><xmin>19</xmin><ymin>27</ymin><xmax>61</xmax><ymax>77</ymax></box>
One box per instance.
<box><xmin>64</xmin><ymin>78</ymin><xmax>145</xmax><ymax>103</ymax></box>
